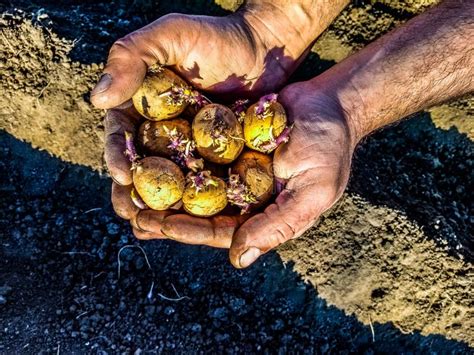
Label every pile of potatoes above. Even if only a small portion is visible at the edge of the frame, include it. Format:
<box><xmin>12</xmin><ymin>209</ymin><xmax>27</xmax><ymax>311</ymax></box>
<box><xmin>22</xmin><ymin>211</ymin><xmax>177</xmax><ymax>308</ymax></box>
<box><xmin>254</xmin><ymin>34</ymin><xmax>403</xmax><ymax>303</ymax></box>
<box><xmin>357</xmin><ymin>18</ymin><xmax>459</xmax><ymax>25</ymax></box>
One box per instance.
<box><xmin>125</xmin><ymin>66</ymin><xmax>290</xmax><ymax>217</ymax></box>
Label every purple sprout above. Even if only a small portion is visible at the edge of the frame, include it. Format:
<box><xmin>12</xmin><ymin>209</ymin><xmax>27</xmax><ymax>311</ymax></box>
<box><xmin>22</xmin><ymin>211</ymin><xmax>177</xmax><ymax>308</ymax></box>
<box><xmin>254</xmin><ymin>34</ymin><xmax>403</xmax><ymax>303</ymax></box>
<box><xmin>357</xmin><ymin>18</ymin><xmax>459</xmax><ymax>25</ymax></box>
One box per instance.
<box><xmin>226</xmin><ymin>171</ymin><xmax>257</xmax><ymax>214</ymax></box>
<box><xmin>168</xmin><ymin>85</ymin><xmax>209</xmax><ymax>108</ymax></box>
<box><xmin>164</xmin><ymin>126</ymin><xmax>204</xmax><ymax>172</ymax></box>
<box><xmin>255</xmin><ymin>93</ymin><xmax>278</xmax><ymax>117</ymax></box>
<box><xmin>188</xmin><ymin>171</ymin><xmax>218</xmax><ymax>193</ymax></box>
<box><xmin>230</xmin><ymin>99</ymin><xmax>249</xmax><ymax>123</ymax></box>
<box><xmin>258</xmin><ymin>124</ymin><xmax>293</xmax><ymax>153</ymax></box>
<box><xmin>124</xmin><ymin>131</ymin><xmax>141</xmax><ymax>167</ymax></box>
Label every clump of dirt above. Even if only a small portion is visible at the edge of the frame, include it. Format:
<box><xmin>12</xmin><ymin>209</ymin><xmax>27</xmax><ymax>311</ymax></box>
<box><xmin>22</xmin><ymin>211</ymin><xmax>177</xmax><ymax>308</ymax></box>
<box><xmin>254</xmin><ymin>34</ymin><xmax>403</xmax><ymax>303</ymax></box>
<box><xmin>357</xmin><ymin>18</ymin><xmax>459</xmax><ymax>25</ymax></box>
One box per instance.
<box><xmin>0</xmin><ymin>13</ymin><xmax>104</xmax><ymax>171</ymax></box>
<box><xmin>430</xmin><ymin>103</ymin><xmax>474</xmax><ymax>139</ymax></box>
<box><xmin>329</xmin><ymin>3</ymin><xmax>404</xmax><ymax>50</ymax></box>
<box><xmin>327</xmin><ymin>1</ymin><xmax>442</xmax><ymax>51</ymax></box>
<box><xmin>378</xmin><ymin>0</ymin><xmax>440</xmax><ymax>14</ymax></box>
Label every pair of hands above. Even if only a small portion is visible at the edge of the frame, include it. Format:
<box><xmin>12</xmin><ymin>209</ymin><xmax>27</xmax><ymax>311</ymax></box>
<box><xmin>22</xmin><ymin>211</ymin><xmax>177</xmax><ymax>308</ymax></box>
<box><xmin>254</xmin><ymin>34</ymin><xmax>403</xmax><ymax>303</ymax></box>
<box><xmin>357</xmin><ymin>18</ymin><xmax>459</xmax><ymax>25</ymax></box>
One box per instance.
<box><xmin>92</xmin><ymin>13</ymin><xmax>355</xmax><ymax>268</ymax></box>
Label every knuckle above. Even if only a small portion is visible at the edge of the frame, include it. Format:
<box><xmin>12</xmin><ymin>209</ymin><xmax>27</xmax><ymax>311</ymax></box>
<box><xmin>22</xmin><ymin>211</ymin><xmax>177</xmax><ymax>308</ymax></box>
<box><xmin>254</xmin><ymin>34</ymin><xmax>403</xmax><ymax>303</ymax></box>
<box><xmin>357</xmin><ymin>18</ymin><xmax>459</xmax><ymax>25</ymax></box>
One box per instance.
<box><xmin>135</xmin><ymin>210</ymin><xmax>151</xmax><ymax>231</ymax></box>
<box><xmin>159</xmin><ymin>13</ymin><xmax>186</xmax><ymax>24</ymax></box>
<box><xmin>108</xmin><ymin>38</ymin><xmax>136</xmax><ymax>62</ymax></box>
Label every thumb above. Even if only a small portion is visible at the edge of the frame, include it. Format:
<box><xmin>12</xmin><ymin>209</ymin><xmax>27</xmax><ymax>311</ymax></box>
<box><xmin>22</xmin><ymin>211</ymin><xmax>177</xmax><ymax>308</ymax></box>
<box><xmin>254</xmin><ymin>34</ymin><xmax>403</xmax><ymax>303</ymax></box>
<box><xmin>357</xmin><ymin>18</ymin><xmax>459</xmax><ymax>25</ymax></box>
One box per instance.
<box><xmin>91</xmin><ymin>15</ymin><xmax>184</xmax><ymax>109</ymax></box>
<box><xmin>229</xmin><ymin>171</ymin><xmax>338</xmax><ymax>268</ymax></box>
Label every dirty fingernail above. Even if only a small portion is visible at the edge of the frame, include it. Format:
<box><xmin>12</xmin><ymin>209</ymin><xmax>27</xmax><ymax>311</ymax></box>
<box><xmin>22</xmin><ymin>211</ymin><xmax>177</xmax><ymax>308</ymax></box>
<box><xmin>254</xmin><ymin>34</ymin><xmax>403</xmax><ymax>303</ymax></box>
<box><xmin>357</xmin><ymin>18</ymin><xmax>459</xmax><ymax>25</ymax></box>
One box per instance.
<box><xmin>160</xmin><ymin>221</ymin><xmax>174</xmax><ymax>238</ymax></box>
<box><xmin>239</xmin><ymin>247</ymin><xmax>261</xmax><ymax>268</ymax></box>
<box><xmin>91</xmin><ymin>73</ymin><xmax>112</xmax><ymax>96</ymax></box>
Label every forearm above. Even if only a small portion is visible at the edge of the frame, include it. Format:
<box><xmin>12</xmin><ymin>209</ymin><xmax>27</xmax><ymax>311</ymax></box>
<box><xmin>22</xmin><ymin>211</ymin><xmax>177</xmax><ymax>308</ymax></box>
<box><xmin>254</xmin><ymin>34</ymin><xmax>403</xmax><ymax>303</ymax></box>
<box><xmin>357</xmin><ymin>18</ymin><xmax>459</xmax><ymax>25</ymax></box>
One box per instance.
<box><xmin>311</xmin><ymin>0</ymin><xmax>474</xmax><ymax>144</ymax></box>
<box><xmin>240</xmin><ymin>0</ymin><xmax>350</xmax><ymax>59</ymax></box>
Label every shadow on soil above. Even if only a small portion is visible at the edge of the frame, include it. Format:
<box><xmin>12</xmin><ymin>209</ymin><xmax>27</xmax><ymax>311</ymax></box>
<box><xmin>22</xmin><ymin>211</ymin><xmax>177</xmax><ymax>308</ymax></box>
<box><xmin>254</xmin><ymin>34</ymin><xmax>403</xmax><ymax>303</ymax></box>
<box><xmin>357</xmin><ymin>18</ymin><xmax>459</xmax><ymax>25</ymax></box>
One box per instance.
<box><xmin>292</xmin><ymin>52</ymin><xmax>473</xmax><ymax>262</ymax></box>
<box><xmin>349</xmin><ymin>114</ymin><xmax>473</xmax><ymax>262</ymax></box>
<box><xmin>0</xmin><ymin>130</ymin><xmax>471</xmax><ymax>352</ymax></box>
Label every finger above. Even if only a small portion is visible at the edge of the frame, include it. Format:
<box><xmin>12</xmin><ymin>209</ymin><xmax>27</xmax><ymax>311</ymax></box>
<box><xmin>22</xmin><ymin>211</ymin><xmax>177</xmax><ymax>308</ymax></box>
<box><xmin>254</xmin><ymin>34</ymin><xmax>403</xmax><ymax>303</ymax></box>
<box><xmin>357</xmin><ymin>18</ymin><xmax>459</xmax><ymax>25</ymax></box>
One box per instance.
<box><xmin>230</xmin><ymin>170</ymin><xmax>338</xmax><ymax>268</ymax></box>
<box><xmin>132</xmin><ymin>227</ymin><xmax>166</xmax><ymax>240</ymax></box>
<box><xmin>154</xmin><ymin>214</ymin><xmax>249</xmax><ymax>249</ymax></box>
<box><xmin>90</xmin><ymin>15</ymin><xmax>184</xmax><ymax>109</ymax></box>
<box><xmin>134</xmin><ymin>209</ymin><xmax>174</xmax><ymax>234</ymax></box>
<box><xmin>111</xmin><ymin>182</ymin><xmax>140</xmax><ymax>220</ymax></box>
<box><xmin>104</xmin><ymin>109</ymin><xmax>140</xmax><ymax>185</ymax></box>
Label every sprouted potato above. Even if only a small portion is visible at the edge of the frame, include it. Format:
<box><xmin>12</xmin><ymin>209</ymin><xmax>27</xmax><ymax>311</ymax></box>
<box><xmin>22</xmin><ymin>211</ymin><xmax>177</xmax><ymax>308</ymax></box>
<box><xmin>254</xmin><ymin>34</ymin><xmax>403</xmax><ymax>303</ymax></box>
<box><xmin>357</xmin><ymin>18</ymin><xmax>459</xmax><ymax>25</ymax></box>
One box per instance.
<box><xmin>125</xmin><ymin>132</ymin><xmax>185</xmax><ymax>210</ymax></box>
<box><xmin>132</xmin><ymin>67</ymin><xmax>188</xmax><ymax>121</ymax></box>
<box><xmin>243</xmin><ymin>93</ymin><xmax>291</xmax><ymax>153</ymax></box>
<box><xmin>182</xmin><ymin>171</ymin><xmax>228</xmax><ymax>217</ymax></box>
<box><xmin>228</xmin><ymin>150</ymin><xmax>274</xmax><ymax>213</ymax></box>
<box><xmin>138</xmin><ymin>118</ymin><xmax>204</xmax><ymax>172</ymax></box>
<box><xmin>138</xmin><ymin>118</ymin><xmax>191</xmax><ymax>157</ymax></box>
<box><xmin>192</xmin><ymin>104</ymin><xmax>244</xmax><ymax>164</ymax></box>
<box><xmin>132</xmin><ymin>66</ymin><xmax>207</xmax><ymax>121</ymax></box>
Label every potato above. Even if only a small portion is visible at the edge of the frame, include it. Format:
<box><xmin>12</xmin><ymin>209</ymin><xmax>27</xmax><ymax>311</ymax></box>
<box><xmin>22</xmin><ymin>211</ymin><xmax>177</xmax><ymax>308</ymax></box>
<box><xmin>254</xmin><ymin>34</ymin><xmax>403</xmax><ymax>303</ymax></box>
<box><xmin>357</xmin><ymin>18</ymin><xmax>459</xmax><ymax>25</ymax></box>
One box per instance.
<box><xmin>182</xmin><ymin>171</ymin><xmax>227</xmax><ymax>217</ymax></box>
<box><xmin>132</xmin><ymin>156</ymin><xmax>185</xmax><ymax>210</ymax></box>
<box><xmin>228</xmin><ymin>150</ymin><xmax>274</xmax><ymax>213</ymax></box>
<box><xmin>192</xmin><ymin>104</ymin><xmax>244</xmax><ymax>164</ymax></box>
<box><xmin>138</xmin><ymin>118</ymin><xmax>191</xmax><ymax>157</ymax></box>
<box><xmin>132</xmin><ymin>67</ymin><xmax>188</xmax><ymax>121</ymax></box>
<box><xmin>243</xmin><ymin>93</ymin><xmax>289</xmax><ymax>153</ymax></box>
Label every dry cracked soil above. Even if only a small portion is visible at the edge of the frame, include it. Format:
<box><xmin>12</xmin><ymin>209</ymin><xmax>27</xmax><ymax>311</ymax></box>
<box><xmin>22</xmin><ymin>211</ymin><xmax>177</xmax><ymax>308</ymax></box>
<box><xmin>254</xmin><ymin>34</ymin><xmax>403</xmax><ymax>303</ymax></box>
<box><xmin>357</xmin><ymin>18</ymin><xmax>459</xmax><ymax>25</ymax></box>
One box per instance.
<box><xmin>0</xmin><ymin>0</ymin><xmax>473</xmax><ymax>353</ymax></box>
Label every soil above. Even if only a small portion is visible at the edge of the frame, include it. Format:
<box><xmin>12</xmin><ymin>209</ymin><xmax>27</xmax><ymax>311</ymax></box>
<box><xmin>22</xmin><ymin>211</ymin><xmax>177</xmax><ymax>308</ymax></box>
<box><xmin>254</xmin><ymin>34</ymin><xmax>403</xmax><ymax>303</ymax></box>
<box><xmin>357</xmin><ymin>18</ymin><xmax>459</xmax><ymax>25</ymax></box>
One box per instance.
<box><xmin>0</xmin><ymin>0</ymin><xmax>473</xmax><ymax>353</ymax></box>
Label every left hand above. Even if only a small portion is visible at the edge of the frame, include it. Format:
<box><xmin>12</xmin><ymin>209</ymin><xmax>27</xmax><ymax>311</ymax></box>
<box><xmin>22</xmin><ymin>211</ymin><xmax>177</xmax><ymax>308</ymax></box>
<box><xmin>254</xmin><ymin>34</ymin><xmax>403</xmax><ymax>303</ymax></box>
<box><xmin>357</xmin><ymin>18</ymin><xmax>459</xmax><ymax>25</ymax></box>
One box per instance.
<box><xmin>135</xmin><ymin>80</ymin><xmax>357</xmax><ymax>268</ymax></box>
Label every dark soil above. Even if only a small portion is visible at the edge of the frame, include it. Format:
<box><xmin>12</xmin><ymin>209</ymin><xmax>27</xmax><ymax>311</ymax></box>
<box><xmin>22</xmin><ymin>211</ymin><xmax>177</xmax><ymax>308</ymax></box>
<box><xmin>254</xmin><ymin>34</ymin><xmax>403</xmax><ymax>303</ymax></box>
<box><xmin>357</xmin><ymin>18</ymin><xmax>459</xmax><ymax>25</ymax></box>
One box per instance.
<box><xmin>0</xmin><ymin>0</ymin><xmax>473</xmax><ymax>353</ymax></box>
<box><xmin>1</xmin><ymin>130</ymin><xmax>471</xmax><ymax>353</ymax></box>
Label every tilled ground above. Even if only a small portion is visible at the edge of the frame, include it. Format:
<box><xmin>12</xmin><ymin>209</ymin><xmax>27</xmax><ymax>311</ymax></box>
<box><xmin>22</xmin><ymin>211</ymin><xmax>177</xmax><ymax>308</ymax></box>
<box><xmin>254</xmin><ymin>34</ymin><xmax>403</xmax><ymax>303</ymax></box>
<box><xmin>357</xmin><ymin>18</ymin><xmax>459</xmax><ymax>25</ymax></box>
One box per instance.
<box><xmin>0</xmin><ymin>0</ymin><xmax>473</xmax><ymax>353</ymax></box>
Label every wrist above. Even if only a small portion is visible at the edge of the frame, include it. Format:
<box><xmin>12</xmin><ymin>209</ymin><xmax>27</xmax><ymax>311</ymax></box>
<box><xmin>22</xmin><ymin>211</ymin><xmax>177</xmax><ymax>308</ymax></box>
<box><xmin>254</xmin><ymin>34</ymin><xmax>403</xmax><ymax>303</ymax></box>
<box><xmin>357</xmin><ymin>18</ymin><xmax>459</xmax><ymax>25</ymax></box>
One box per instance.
<box><xmin>301</xmin><ymin>77</ymin><xmax>365</xmax><ymax>150</ymax></box>
<box><xmin>238</xmin><ymin>1</ymin><xmax>349</xmax><ymax>61</ymax></box>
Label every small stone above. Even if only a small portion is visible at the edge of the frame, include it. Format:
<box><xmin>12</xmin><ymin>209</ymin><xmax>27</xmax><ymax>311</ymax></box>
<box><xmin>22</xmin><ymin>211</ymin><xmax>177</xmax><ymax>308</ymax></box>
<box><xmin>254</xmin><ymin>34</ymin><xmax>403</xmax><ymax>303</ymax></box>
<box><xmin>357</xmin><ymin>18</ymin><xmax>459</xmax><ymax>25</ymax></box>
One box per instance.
<box><xmin>0</xmin><ymin>286</ymin><xmax>12</xmax><ymax>295</ymax></box>
<box><xmin>191</xmin><ymin>323</ymin><xmax>202</xmax><ymax>333</ymax></box>
<box><xmin>209</xmin><ymin>307</ymin><xmax>228</xmax><ymax>320</ymax></box>
<box><xmin>107</xmin><ymin>223</ymin><xmax>119</xmax><ymax>235</ymax></box>
<box><xmin>164</xmin><ymin>306</ymin><xmax>175</xmax><ymax>315</ymax></box>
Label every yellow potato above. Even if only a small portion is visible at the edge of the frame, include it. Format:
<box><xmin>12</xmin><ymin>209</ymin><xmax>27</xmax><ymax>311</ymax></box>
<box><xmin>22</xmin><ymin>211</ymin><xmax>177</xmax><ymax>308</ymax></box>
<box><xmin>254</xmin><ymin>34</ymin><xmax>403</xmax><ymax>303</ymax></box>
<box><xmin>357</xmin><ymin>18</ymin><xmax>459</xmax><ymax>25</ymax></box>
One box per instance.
<box><xmin>182</xmin><ymin>172</ymin><xmax>227</xmax><ymax>217</ymax></box>
<box><xmin>243</xmin><ymin>95</ymin><xmax>287</xmax><ymax>153</ymax></box>
<box><xmin>228</xmin><ymin>150</ymin><xmax>274</xmax><ymax>212</ymax></box>
<box><xmin>133</xmin><ymin>157</ymin><xmax>185</xmax><ymax>210</ymax></box>
<box><xmin>192</xmin><ymin>104</ymin><xmax>244</xmax><ymax>164</ymax></box>
<box><xmin>138</xmin><ymin>118</ymin><xmax>191</xmax><ymax>157</ymax></box>
<box><xmin>132</xmin><ymin>67</ymin><xmax>188</xmax><ymax>121</ymax></box>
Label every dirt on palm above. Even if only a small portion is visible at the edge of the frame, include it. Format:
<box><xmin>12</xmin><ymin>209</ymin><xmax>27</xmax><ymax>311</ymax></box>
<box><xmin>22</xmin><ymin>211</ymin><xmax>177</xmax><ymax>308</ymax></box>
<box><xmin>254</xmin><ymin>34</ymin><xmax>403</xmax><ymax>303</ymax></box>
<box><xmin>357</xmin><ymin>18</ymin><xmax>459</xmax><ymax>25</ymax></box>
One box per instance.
<box><xmin>0</xmin><ymin>0</ymin><xmax>472</xmax><ymax>353</ymax></box>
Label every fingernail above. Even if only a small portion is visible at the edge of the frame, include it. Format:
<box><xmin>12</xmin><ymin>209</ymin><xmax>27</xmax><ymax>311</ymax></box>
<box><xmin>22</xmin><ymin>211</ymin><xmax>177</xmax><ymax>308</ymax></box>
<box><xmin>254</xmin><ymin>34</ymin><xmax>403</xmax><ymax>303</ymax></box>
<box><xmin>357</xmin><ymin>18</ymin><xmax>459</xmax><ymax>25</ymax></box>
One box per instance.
<box><xmin>132</xmin><ymin>213</ymin><xmax>146</xmax><ymax>232</ymax></box>
<box><xmin>239</xmin><ymin>247</ymin><xmax>261</xmax><ymax>268</ymax></box>
<box><xmin>91</xmin><ymin>73</ymin><xmax>112</xmax><ymax>96</ymax></box>
<box><xmin>160</xmin><ymin>221</ymin><xmax>174</xmax><ymax>239</ymax></box>
<box><xmin>275</xmin><ymin>177</ymin><xmax>287</xmax><ymax>194</ymax></box>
